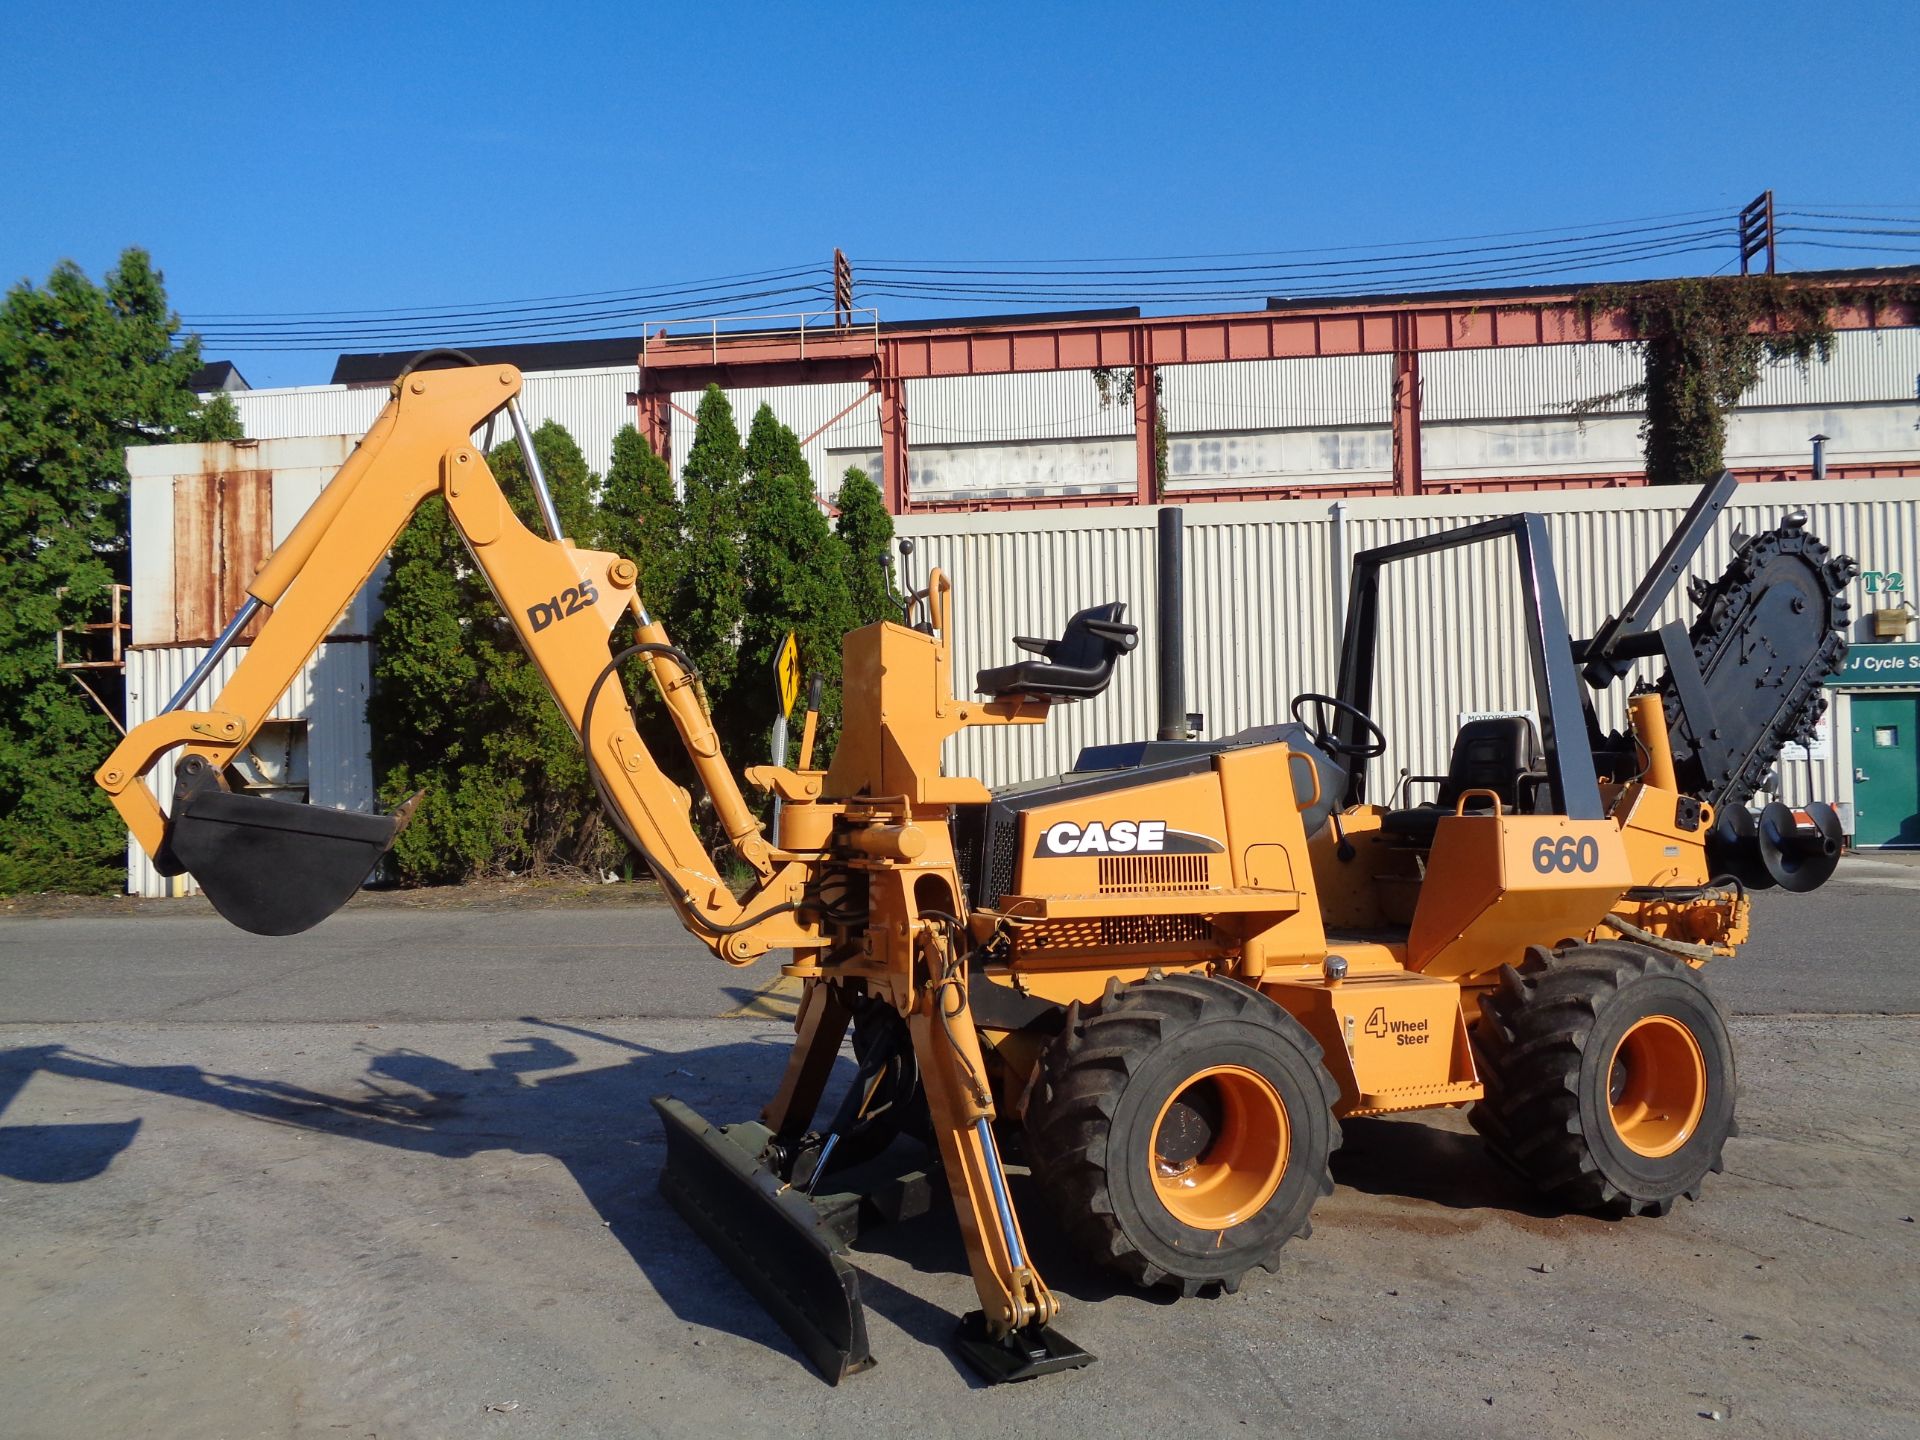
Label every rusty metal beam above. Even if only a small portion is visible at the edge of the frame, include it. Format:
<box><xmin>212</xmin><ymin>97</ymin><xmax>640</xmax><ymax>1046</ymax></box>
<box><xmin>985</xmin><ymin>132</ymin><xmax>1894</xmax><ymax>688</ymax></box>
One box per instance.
<box><xmin>878</xmin><ymin>378</ymin><xmax>909</xmax><ymax>511</ymax></box>
<box><xmin>1132</xmin><ymin>349</ymin><xmax>1158</xmax><ymax>505</ymax></box>
<box><xmin>636</xmin><ymin>273</ymin><xmax>1916</xmax><ymax>395</ymax></box>
<box><xmin>629</xmin><ymin>271</ymin><xmax>1918</xmax><ymax>512</ymax></box>
<box><xmin>1390</xmin><ymin>314</ymin><xmax>1422</xmax><ymax>497</ymax></box>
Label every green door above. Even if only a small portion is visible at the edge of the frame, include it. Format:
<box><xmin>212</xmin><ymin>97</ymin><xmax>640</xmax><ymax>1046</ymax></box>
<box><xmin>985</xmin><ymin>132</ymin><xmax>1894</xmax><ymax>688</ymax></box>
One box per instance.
<box><xmin>1851</xmin><ymin>693</ymin><xmax>1920</xmax><ymax>848</ymax></box>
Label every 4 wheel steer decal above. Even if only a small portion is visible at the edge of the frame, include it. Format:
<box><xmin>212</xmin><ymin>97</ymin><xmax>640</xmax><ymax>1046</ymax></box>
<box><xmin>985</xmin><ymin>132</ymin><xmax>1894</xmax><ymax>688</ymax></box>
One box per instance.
<box><xmin>1033</xmin><ymin>819</ymin><xmax>1226</xmax><ymax>857</ymax></box>
<box><xmin>527</xmin><ymin>578</ymin><xmax>601</xmax><ymax>633</ymax></box>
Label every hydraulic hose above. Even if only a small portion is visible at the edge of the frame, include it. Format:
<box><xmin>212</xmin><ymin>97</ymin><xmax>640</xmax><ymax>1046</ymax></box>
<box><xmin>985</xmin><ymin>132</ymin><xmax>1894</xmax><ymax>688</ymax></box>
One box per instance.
<box><xmin>579</xmin><ymin>642</ymin><xmax>798</xmax><ymax>939</ymax></box>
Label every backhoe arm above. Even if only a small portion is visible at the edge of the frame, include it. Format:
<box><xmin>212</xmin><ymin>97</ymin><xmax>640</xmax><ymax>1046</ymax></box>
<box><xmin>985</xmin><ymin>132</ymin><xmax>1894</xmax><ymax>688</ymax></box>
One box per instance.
<box><xmin>97</xmin><ymin>364</ymin><xmax>815</xmax><ymax>957</ymax></box>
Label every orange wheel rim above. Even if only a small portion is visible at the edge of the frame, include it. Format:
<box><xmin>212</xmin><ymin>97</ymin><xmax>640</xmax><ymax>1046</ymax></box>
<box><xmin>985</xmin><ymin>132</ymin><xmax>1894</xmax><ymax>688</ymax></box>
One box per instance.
<box><xmin>1607</xmin><ymin>1015</ymin><xmax>1707</xmax><ymax>1158</ymax></box>
<box><xmin>1149</xmin><ymin>1065</ymin><xmax>1289</xmax><ymax>1229</ymax></box>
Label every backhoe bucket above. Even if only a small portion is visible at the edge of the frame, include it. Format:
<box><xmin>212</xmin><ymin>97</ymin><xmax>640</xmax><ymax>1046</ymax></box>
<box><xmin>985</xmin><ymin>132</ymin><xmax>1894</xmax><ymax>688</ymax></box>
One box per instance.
<box><xmin>164</xmin><ymin>785</ymin><xmax>400</xmax><ymax>936</ymax></box>
<box><xmin>652</xmin><ymin>1096</ymin><xmax>875</xmax><ymax>1384</ymax></box>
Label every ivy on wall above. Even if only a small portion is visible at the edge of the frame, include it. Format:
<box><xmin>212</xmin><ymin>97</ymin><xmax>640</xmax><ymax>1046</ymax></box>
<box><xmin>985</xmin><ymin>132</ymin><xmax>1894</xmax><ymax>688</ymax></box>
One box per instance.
<box><xmin>1091</xmin><ymin>365</ymin><xmax>1170</xmax><ymax>491</ymax></box>
<box><xmin>1571</xmin><ymin>275</ymin><xmax>1920</xmax><ymax>486</ymax></box>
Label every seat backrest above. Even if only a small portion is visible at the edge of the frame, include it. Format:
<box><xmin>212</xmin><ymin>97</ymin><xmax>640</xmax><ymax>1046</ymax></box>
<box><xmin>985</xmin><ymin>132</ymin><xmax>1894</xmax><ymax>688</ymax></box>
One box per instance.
<box><xmin>975</xmin><ymin>601</ymin><xmax>1137</xmax><ymax>701</ymax></box>
<box><xmin>1047</xmin><ymin>602</ymin><xmax>1130</xmax><ymax>668</ymax></box>
<box><xmin>1437</xmin><ymin>716</ymin><xmax>1543</xmax><ymax>812</ymax></box>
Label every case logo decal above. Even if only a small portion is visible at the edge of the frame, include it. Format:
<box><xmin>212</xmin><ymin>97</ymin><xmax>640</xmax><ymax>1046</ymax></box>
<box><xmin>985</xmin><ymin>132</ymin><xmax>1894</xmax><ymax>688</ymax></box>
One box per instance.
<box><xmin>1034</xmin><ymin>820</ymin><xmax>1224</xmax><ymax>857</ymax></box>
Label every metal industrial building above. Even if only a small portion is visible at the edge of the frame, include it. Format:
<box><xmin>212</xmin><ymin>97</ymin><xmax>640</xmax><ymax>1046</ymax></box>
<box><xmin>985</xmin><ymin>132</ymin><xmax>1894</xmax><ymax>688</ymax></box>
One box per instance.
<box><xmin>122</xmin><ymin>436</ymin><xmax>381</xmax><ymax>896</ymax></box>
<box><xmin>220</xmin><ymin>326</ymin><xmax>1920</xmax><ymax>509</ymax></box>
<box><xmin>118</xmin><ymin>283</ymin><xmax>1920</xmax><ymax>893</ymax></box>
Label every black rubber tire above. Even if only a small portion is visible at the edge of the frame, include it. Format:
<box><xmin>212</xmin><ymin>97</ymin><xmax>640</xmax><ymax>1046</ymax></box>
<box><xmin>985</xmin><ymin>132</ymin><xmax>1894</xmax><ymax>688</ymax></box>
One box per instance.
<box><xmin>1023</xmin><ymin>973</ymin><xmax>1340</xmax><ymax>1296</ymax></box>
<box><xmin>1470</xmin><ymin>942</ymin><xmax>1737</xmax><ymax>1217</ymax></box>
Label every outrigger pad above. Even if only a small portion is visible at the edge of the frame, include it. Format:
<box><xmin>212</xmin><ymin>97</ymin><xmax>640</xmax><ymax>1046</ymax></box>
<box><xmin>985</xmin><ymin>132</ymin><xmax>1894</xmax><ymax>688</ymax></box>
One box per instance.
<box><xmin>955</xmin><ymin>1311</ymin><xmax>1095</xmax><ymax>1383</ymax></box>
<box><xmin>652</xmin><ymin>1097</ymin><xmax>876</xmax><ymax>1385</ymax></box>
<box><xmin>165</xmin><ymin>783</ymin><xmax>399</xmax><ymax>936</ymax></box>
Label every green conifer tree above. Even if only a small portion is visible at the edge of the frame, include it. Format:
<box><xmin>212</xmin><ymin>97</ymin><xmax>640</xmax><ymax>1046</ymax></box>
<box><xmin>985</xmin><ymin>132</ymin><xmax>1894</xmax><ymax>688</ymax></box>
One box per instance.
<box><xmin>599</xmin><ymin>423</ymin><xmax>680</xmax><ymax>613</ymax></box>
<box><xmin>835</xmin><ymin>466</ymin><xmax>900</xmax><ymax>626</ymax></box>
<box><xmin>369</xmin><ymin>419</ymin><xmax>614</xmax><ymax>882</ymax></box>
<box><xmin>668</xmin><ymin>386</ymin><xmax>749</xmax><ymax>705</ymax></box>
<box><xmin>0</xmin><ymin>249</ymin><xmax>239</xmax><ymax>893</ymax></box>
<box><xmin>737</xmin><ymin>406</ymin><xmax>855</xmax><ymax>764</ymax></box>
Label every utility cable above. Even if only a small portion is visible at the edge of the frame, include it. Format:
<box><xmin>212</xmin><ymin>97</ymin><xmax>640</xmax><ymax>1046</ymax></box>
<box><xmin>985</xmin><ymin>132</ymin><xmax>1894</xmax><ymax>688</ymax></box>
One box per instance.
<box><xmin>861</xmin><ymin>215</ymin><xmax>1738</xmax><ymax>279</ymax></box>
<box><xmin>184</xmin><ymin>262</ymin><xmax>828</xmax><ymax>322</ymax></box>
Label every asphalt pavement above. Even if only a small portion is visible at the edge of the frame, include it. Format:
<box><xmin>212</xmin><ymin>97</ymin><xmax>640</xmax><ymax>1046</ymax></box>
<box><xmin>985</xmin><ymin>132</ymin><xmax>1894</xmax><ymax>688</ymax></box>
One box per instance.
<box><xmin>2</xmin><ymin>856</ymin><xmax>1917</xmax><ymax>1438</ymax></box>
<box><xmin>3</xmin><ymin>854</ymin><xmax>1917</xmax><ymax>1025</ymax></box>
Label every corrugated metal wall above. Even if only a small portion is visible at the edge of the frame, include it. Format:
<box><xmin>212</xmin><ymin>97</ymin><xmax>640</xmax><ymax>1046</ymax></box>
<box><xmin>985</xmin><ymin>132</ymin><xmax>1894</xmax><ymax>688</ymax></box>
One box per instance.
<box><xmin>222</xmin><ymin>330</ymin><xmax>1919</xmax><ymax>504</ymax></box>
<box><xmin>231</xmin><ymin>366</ymin><xmax>640</xmax><ymax>479</ymax></box>
<box><xmin>668</xmin><ymin>380</ymin><xmax>876</xmax><ymax>500</ymax></box>
<box><xmin>123</xmin><ymin>642</ymin><xmax>375</xmax><ymax>897</ymax></box>
<box><xmin>1164</xmin><ymin>354</ymin><xmax>1392</xmax><ymax>431</ymax></box>
<box><xmin>1423</xmin><ymin>329</ymin><xmax>1920</xmax><ymax>421</ymax></box>
<box><xmin>898</xmin><ymin>477</ymin><xmax>1918</xmax><ymax>817</ymax></box>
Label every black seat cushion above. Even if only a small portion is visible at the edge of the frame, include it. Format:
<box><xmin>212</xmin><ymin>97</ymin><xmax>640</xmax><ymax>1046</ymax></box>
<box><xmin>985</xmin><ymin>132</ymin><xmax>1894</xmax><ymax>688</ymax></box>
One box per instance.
<box><xmin>1381</xmin><ymin>716</ymin><xmax>1545</xmax><ymax>843</ymax></box>
<box><xmin>976</xmin><ymin>602</ymin><xmax>1137</xmax><ymax>701</ymax></box>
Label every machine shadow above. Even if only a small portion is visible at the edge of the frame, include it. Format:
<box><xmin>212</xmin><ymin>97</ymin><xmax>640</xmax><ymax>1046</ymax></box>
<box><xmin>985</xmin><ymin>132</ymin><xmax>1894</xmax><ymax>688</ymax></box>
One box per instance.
<box><xmin>1330</xmin><ymin>1114</ymin><xmax>1560</xmax><ymax>1217</ymax></box>
<box><xmin>0</xmin><ymin>1029</ymin><xmax>1564</xmax><ymax>1381</ymax></box>
<box><xmin>0</xmin><ymin>1024</ymin><xmax>898</xmax><ymax>1376</ymax></box>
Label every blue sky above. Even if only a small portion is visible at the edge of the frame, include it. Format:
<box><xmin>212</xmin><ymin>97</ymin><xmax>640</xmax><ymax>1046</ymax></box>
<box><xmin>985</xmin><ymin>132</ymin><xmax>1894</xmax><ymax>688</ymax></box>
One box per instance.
<box><xmin>3</xmin><ymin>1</ymin><xmax>1915</xmax><ymax>387</ymax></box>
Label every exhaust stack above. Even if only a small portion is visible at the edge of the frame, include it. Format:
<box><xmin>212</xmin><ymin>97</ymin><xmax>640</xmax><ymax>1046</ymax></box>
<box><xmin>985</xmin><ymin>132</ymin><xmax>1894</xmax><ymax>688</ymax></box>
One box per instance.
<box><xmin>1156</xmin><ymin>507</ymin><xmax>1189</xmax><ymax>742</ymax></box>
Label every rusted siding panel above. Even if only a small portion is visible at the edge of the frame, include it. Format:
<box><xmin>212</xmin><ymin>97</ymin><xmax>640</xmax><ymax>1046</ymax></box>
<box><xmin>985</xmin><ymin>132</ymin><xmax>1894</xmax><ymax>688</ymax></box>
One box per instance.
<box><xmin>222</xmin><ymin>470</ymin><xmax>273</xmax><ymax>624</ymax></box>
<box><xmin>169</xmin><ymin>470</ymin><xmax>272</xmax><ymax>644</ymax></box>
<box><xmin>171</xmin><ymin>471</ymin><xmax>218</xmax><ymax>644</ymax></box>
<box><xmin>128</xmin><ymin>436</ymin><xmax>370</xmax><ymax>647</ymax></box>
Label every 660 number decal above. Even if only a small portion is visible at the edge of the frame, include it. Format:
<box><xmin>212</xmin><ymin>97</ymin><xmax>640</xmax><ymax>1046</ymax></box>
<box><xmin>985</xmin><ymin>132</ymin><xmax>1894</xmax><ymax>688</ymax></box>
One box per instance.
<box><xmin>526</xmin><ymin>578</ymin><xmax>600</xmax><ymax>633</ymax></box>
<box><xmin>1532</xmin><ymin>834</ymin><xmax>1600</xmax><ymax>874</ymax></box>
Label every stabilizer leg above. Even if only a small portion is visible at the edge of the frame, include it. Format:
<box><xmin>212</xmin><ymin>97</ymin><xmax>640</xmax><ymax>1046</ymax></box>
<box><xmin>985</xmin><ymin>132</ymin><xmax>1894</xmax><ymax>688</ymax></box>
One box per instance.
<box><xmin>907</xmin><ymin>972</ymin><xmax>1094</xmax><ymax>1382</ymax></box>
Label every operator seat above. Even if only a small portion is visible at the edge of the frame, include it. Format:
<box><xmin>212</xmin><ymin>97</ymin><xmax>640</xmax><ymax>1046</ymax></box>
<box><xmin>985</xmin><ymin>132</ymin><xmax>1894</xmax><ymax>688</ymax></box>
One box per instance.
<box><xmin>975</xmin><ymin>602</ymin><xmax>1137</xmax><ymax>701</ymax></box>
<box><xmin>1380</xmin><ymin>715</ymin><xmax>1546</xmax><ymax>845</ymax></box>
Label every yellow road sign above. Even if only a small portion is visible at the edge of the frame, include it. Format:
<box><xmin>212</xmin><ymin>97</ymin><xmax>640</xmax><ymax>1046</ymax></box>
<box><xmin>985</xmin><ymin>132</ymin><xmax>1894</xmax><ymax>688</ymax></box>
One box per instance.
<box><xmin>775</xmin><ymin>631</ymin><xmax>801</xmax><ymax>719</ymax></box>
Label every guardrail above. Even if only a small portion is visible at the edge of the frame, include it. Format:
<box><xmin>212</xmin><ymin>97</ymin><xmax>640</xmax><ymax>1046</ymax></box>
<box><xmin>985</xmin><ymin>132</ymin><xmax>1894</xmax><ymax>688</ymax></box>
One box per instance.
<box><xmin>639</xmin><ymin>309</ymin><xmax>880</xmax><ymax>366</ymax></box>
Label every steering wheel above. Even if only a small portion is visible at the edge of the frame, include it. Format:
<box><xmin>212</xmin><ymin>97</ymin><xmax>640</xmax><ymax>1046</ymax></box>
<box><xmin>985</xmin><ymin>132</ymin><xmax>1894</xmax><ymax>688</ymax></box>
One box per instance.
<box><xmin>1290</xmin><ymin>692</ymin><xmax>1388</xmax><ymax>760</ymax></box>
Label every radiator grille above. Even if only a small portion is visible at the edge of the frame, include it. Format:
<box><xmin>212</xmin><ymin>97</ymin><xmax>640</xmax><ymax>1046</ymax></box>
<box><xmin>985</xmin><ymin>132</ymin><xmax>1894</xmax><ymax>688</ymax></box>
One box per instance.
<box><xmin>1021</xmin><ymin>914</ymin><xmax>1216</xmax><ymax>951</ymax></box>
<box><xmin>1097</xmin><ymin>854</ymin><xmax>1212</xmax><ymax>893</ymax></box>
<box><xmin>1100</xmin><ymin>914</ymin><xmax>1211</xmax><ymax>947</ymax></box>
<box><xmin>982</xmin><ymin>811</ymin><xmax>1020</xmax><ymax>905</ymax></box>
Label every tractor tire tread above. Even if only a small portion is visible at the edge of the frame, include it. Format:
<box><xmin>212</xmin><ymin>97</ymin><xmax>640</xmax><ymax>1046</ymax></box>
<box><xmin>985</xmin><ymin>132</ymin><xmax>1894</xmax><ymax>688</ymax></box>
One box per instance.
<box><xmin>1469</xmin><ymin>942</ymin><xmax>1737</xmax><ymax>1218</ymax></box>
<box><xmin>1026</xmin><ymin>973</ymin><xmax>1339</xmax><ymax>1296</ymax></box>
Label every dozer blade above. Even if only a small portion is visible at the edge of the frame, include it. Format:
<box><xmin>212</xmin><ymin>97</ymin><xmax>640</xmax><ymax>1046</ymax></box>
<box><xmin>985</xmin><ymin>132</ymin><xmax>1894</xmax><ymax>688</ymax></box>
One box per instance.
<box><xmin>652</xmin><ymin>1097</ymin><xmax>875</xmax><ymax>1385</ymax></box>
<box><xmin>165</xmin><ymin>784</ymin><xmax>400</xmax><ymax>936</ymax></box>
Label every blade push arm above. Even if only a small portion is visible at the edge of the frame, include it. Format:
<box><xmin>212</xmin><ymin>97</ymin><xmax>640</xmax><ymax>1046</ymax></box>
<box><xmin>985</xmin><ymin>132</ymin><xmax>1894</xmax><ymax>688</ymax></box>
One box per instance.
<box><xmin>97</xmin><ymin>364</ymin><xmax>813</xmax><ymax>960</ymax></box>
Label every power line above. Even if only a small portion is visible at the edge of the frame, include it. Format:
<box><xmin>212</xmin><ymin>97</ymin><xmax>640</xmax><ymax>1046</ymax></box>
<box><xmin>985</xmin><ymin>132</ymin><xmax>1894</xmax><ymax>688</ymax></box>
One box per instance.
<box><xmin>188</xmin><ymin>290</ymin><xmax>835</xmax><ymax>353</ymax></box>
<box><xmin>860</xmin><ymin>206</ymin><xmax>1739</xmax><ymax>265</ymax></box>
<box><xmin>182</xmin><ymin>262</ymin><xmax>827</xmax><ymax>324</ymax></box>
<box><xmin>855</xmin><ymin>233</ymin><xmax>1731</xmax><ymax>305</ymax></box>
<box><xmin>199</xmin><ymin>295</ymin><xmax>837</xmax><ymax>351</ymax></box>
<box><xmin>870</xmin><ymin>229</ymin><xmax>1732</xmax><ymax>293</ymax></box>
<box><xmin>860</xmin><ymin>216</ymin><xmax>1737</xmax><ymax>279</ymax></box>
<box><xmin>181</xmin><ymin>200</ymin><xmax>1920</xmax><ymax>360</ymax></box>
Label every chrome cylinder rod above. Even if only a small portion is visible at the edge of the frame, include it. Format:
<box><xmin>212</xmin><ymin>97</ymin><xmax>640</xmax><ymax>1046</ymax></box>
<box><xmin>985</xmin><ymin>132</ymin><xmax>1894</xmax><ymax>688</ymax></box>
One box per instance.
<box><xmin>506</xmin><ymin>398</ymin><xmax>566</xmax><ymax>542</ymax></box>
<box><xmin>161</xmin><ymin>597</ymin><xmax>262</xmax><ymax>713</ymax></box>
<box><xmin>975</xmin><ymin>1117</ymin><xmax>1027</xmax><ymax>1268</ymax></box>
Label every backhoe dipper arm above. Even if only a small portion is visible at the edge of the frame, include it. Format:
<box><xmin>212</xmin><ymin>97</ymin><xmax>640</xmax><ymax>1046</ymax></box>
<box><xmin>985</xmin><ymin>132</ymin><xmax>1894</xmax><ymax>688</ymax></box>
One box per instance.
<box><xmin>96</xmin><ymin>364</ymin><xmax>814</xmax><ymax>959</ymax></box>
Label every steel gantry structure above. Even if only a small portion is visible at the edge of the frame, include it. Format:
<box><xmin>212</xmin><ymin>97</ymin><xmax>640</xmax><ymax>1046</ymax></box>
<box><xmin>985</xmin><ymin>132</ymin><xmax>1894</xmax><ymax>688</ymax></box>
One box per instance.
<box><xmin>630</xmin><ymin>269</ymin><xmax>1919</xmax><ymax>513</ymax></box>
